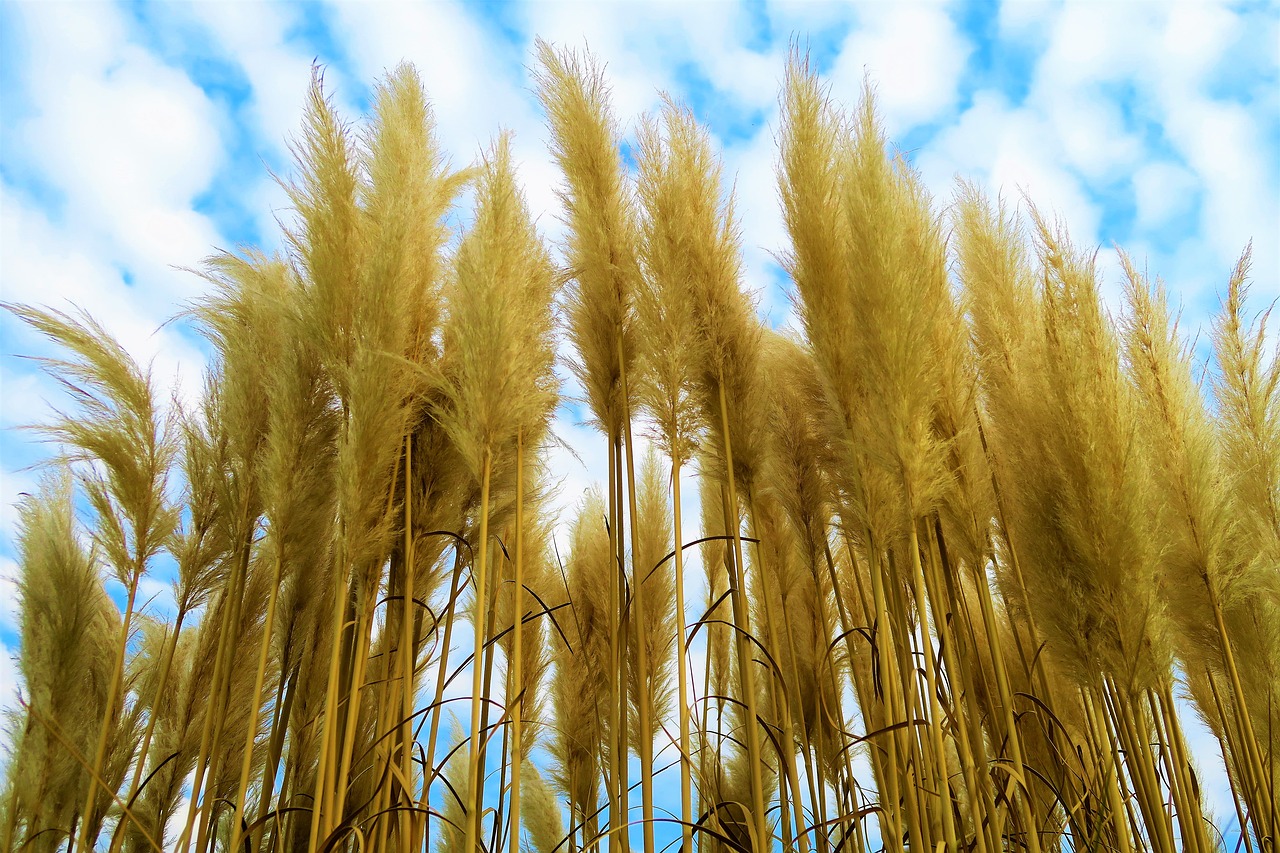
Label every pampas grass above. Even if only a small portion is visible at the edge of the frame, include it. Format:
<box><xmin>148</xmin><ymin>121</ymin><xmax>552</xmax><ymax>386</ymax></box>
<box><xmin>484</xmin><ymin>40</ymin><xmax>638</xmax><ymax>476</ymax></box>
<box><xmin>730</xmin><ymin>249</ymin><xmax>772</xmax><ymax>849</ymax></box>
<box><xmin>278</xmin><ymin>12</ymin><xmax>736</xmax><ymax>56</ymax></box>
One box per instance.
<box><xmin>2</xmin><ymin>44</ymin><xmax>1272</xmax><ymax>853</ymax></box>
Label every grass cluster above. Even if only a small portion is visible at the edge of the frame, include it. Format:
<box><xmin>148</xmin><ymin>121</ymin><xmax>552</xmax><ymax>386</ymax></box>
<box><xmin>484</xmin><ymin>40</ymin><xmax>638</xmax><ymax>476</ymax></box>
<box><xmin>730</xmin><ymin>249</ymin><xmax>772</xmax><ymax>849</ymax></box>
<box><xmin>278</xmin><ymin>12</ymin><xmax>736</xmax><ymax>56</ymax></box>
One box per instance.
<box><xmin>2</xmin><ymin>45</ymin><xmax>1277</xmax><ymax>853</ymax></box>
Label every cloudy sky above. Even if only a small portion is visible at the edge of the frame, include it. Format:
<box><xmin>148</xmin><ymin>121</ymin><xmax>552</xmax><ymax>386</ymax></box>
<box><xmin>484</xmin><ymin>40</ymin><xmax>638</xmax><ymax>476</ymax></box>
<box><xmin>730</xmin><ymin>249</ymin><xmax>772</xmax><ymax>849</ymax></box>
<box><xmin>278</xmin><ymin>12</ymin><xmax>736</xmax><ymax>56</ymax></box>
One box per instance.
<box><xmin>0</xmin><ymin>0</ymin><xmax>1277</xmax><ymax>837</ymax></box>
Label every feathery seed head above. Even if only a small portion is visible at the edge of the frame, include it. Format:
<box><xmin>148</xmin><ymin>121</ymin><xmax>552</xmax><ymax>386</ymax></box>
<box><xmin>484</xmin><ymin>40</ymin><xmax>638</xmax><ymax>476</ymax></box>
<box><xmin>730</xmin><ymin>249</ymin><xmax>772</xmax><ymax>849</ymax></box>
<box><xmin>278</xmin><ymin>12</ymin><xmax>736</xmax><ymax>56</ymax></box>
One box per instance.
<box><xmin>534</xmin><ymin>38</ymin><xmax>642</xmax><ymax>437</ymax></box>
<box><xmin>7</xmin><ymin>472</ymin><xmax>120</xmax><ymax>843</ymax></box>
<box><xmin>436</xmin><ymin>132</ymin><xmax>559</xmax><ymax>481</ymax></box>
<box><xmin>5</xmin><ymin>302</ymin><xmax>178</xmax><ymax>585</ymax></box>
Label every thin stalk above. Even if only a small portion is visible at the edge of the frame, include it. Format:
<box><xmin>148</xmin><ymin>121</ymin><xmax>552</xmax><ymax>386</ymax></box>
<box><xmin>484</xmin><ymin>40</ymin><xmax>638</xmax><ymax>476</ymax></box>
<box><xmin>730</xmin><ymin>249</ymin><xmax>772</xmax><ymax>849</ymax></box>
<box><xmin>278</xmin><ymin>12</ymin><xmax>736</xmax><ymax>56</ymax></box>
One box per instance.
<box><xmin>929</xmin><ymin>521</ymin><xmax>1004</xmax><ymax>851</ymax></box>
<box><xmin>716</xmin><ymin>382</ymin><xmax>768</xmax><ymax>853</ymax></box>
<box><xmin>1108</xmin><ymin>682</ymin><xmax>1175</xmax><ymax>853</ymax></box>
<box><xmin>76</xmin><ymin>572</ymin><xmax>141</xmax><ymax>853</ymax></box>
<box><xmin>671</xmin><ymin>460</ymin><xmax>694</xmax><ymax>853</ymax></box>
<box><xmin>823</xmin><ymin>535</ymin><xmax>897</xmax><ymax>843</ymax></box>
<box><xmin>464</xmin><ymin>449</ymin><xmax>494</xmax><ymax>853</ymax></box>
<box><xmin>1152</xmin><ymin>686</ymin><xmax>1209</xmax><ymax>853</ymax></box>
<box><xmin>422</xmin><ymin>546</ymin><xmax>467</xmax><ymax>851</ymax></box>
<box><xmin>800</xmin><ymin>700</ymin><xmax>822</xmax><ymax>853</ymax></box>
<box><xmin>698</xmin><ymin>549</ymin><xmax>719</xmax><ymax>853</ymax></box>
<box><xmin>744</xmin><ymin>490</ymin><xmax>809</xmax><ymax>853</ymax></box>
<box><xmin>491</xmin><ymin>697</ymin><xmax>512</xmax><ymax>853</ymax></box>
<box><xmin>333</xmin><ymin>589</ymin><xmax>373</xmax><ymax>829</ymax></box>
<box><xmin>230</xmin><ymin>546</ymin><xmax>287</xmax><ymax>853</ymax></box>
<box><xmin>175</xmin><ymin>598</ymin><xmax>231</xmax><ymax>853</ymax></box>
<box><xmin>476</xmin><ymin>549</ymin><xmax>503</xmax><ymax>851</ymax></box>
<box><xmin>255</xmin><ymin>660</ymin><xmax>297</xmax><ymax>851</ymax></box>
<box><xmin>196</xmin><ymin>548</ymin><xmax>253</xmax><ymax>853</ymax></box>
<box><xmin>606</xmin><ymin>431</ymin><xmax>623</xmax><ymax>852</ymax></box>
<box><xmin>1207</xmin><ymin>674</ymin><xmax>1257</xmax><ymax>853</ymax></box>
<box><xmin>508</xmin><ymin>430</ymin><xmax>526</xmax><ymax>853</ymax></box>
<box><xmin>780</xmin><ymin>612</ymin><xmax>816</xmax><ymax>853</ymax></box>
<box><xmin>895</xmin><ymin>644</ymin><xmax>933</xmax><ymax>853</ymax></box>
<box><xmin>621</xmin><ymin>379</ymin><xmax>655</xmax><ymax>853</ymax></box>
<box><xmin>878</xmin><ymin>542</ymin><xmax>928</xmax><ymax>853</ymax></box>
<box><xmin>958</xmin><ymin>537</ymin><xmax>1042</xmax><ymax>850</ymax></box>
<box><xmin>1083</xmin><ymin>687</ymin><xmax>1134</xmax><ymax>853</ymax></box>
<box><xmin>810</xmin><ymin>696</ymin><xmax>830</xmax><ymax>853</ymax></box>
<box><xmin>1212</xmin><ymin>595</ymin><xmax>1271</xmax><ymax>820</ymax></box>
<box><xmin>401</xmin><ymin>434</ymin><xmax>417</xmax><ymax>848</ymax></box>
<box><xmin>109</xmin><ymin>608</ymin><xmax>189</xmax><ymax>853</ymax></box>
<box><xmin>859</xmin><ymin>535</ymin><xmax>906</xmax><ymax>853</ymax></box>
<box><xmin>308</xmin><ymin>534</ymin><xmax>350</xmax><ymax>853</ymax></box>
<box><xmin>904</xmin><ymin>514</ymin><xmax>957</xmax><ymax>852</ymax></box>
<box><xmin>613</xmin><ymin>433</ymin><xmax>631</xmax><ymax>853</ymax></box>
<box><xmin>334</xmin><ymin>455</ymin><xmax>402</xmax><ymax>831</ymax></box>
<box><xmin>181</xmin><ymin>531</ymin><xmax>253</xmax><ymax>853</ymax></box>
<box><xmin>371</xmin><ymin>684</ymin><xmax>396</xmax><ymax>853</ymax></box>
<box><xmin>920</xmin><ymin>526</ymin><xmax>986</xmax><ymax>853</ymax></box>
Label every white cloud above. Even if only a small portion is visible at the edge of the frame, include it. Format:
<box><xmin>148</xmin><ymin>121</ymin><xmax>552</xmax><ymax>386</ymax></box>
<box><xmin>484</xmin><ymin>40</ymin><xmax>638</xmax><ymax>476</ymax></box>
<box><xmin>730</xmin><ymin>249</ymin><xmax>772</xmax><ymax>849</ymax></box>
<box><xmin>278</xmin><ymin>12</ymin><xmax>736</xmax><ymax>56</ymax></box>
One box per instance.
<box><xmin>0</xmin><ymin>366</ymin><xmax>48</xmax><ymax>432</ymax></box>
<box><xmin>722</xmin><ymin>112</ymin><xmax>789</xmax><ymax>324</ymax></box>
<box><xmin>997</xmin><ymin>0</ymin><xmax>1059</xmax><ymax>36</ymax></box>
<box><xmin>1160</xmin><ymin>1</ymin><xmax>1245</xmax><ymax>84</ymax></box>
<box><xmin>182</xmin><ymin>2</ymin><xmax>323</xmax><ymax>159</ymax></box>
<box><xmin>829</xmin><ymin>1</ymin><xmax>972</xmax><ymax>134</ymax></box>
<box><xmin>1157</xmin><ymin>95</ymin><xmax>1277</xmax><ymax>279</ymax></box>
<box><xmin>9</xmin><ymin>3</ymin><xmax>225</xmax><ymax>291</ymax></box>
<box><xmin>1016</xmin><ymin>0</ymin><xmax>1278</xmax><ymax>303</ymax></box>
<box><xmin>1042</xmin><ymin>92</ymin><xmax>1143</xmax><ymax>184</ymax></box>
<box><xmin>915</xmin><ymin>90</ymin><xmax>1103</xmax><ymax>244</ymax></box>
<box><xmin>176</xmin><ymin>1</ymin><xmax>323</xmax><ymax>250</ymax></box>
<box><xmin>1132</xmin><ymin>161</ymin><xmax>1199</xmax><ymax>232</ymax></box>
<box><xmin>917</xmin><ymin>0</ymin><xmax>1276</xmax><ymax>325</ymax></box>
<box><xmin>1</xmin><ymin>2</ymin><xmax>223</xmax><ymax>402</ymax></box>
<box><xmin>0</xmin><ymin>185</ymin><xmax>207</xmax><ymax>405</ymax></box>
<box><xmin>1031</xmin><ymin>2</ymin><xmax>1153</xmax><ymax>90</ymax></box>
<box><xmin>331</xmin><ymin>0</ymin><xmax>538</xmax><ymax>154</ymax></box>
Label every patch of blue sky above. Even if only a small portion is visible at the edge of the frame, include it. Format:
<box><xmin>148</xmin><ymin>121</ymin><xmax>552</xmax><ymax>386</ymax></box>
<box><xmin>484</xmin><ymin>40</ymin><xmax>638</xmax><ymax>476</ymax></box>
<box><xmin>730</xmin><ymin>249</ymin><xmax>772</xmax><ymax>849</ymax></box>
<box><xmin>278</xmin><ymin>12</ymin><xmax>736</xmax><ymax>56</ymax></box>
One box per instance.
<box><xmin>1126</xmin><ymin>101</ymin><xmax>1185</xmax><ymax>168</ymax></box>
<box><xmin>0</xmin><ymin>438</ymin><xmax>47</xmax><ymax>500</ymax></box>
<box><xmin>553</xmin><ymin>398</ymin><xmax>593</xmax><ymax>434</ymax></box>
<box><xmin>123</xmin><ymin>2</ymin><xmax>251</xmax><ymax>101</ymax></box>
<box><xmin>89</xmin><ymin>3</ymin><xmax>274</xmax><ymax>250</ymax></box>
<box><xmin>670</xmin><ymin>61</ymin><xmax>768</xmax><ymax>147</ymax></box>
<box><xmin>0</xmin><ymin>9</ymin><xmax>68</xmax><ymax>225</ymax></box>
<box><xmin>287</xmin><ymin>2</ymin><xmax>367</xmax><ymax>109</ymax></box>
<box><xmin>191</xmin><ymin>187</ymin><xmax>270</xmax><ymax>254</ymax></box>
<box><xmin>460</xmin><ymin>0</ymin><xmax>527</xmax><ymax>51</ymax></box>
<box><xmin>618</xmin><ymin>136</ymin><xmax>640</xmax><ymax>174</ymax></box>
<box><xmin>0</xmin><ymin>4</ymin><xmax>34</xmax><ymax>119</ymax></box>
<box><xmin>1093</xmin><ymin>185</ymin><xmax>1140</xmax><ymax>249</ymax></box>
<box><xmin>893</xmin><ymin>119</ymin><xmax>951</xmax><ymax>168</ymax></box>
<box><xmin>741</xmin><ymin>0</ymin><xmax>773</xmax><ymax>53</ymax></box>
<box><xmin>1199</xmin><ymin>15</ymin><xmax>1280</xmax><ymax>175</ymax></box>
<box><xmin>0</xmin><ymin>165</ymin><xmax>67</xmax><ymax>232</ymax></box>
<box><xmin>760</xmin><ymin>261</ymin><xmax>794</xmax><ymax>331</ymax></box>
<box><xmin>1207</xmin><ymin>60</ymin><xmax>1280</xmax><ymax>109</ymax></box>
<box><xmin>773</xmin><ymin>9</ymin><xmax>852</xmax><ymax>75</ymax></box>
<box><xmin>953</xmin><ymin>0</ymin><xmax>1041</xmax><ymax>109</ymax></box>
<box><xmin>1208</xmin><ymin>2</ymin><xmax>1279</xmax><ymax>97</ymax></box>
<box><xmin>1185</xmin><ymin>301</ymin><xmax>1228</xmax><ymax>366</ymax></box>
<box><xmin>0</xmin><ymin>311</ymin><xmax>79</xmax><ymax>378</ymax></box>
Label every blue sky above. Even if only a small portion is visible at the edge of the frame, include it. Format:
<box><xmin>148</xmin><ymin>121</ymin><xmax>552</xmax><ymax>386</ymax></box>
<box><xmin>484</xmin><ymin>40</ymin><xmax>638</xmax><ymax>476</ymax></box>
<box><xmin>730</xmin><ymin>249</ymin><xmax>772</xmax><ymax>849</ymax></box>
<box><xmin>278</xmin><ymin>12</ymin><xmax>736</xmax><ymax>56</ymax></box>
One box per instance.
<box><xmin>0</xmin><ymin>0</ymin><xmax>1277</xmax><ymax>841</ymax></box>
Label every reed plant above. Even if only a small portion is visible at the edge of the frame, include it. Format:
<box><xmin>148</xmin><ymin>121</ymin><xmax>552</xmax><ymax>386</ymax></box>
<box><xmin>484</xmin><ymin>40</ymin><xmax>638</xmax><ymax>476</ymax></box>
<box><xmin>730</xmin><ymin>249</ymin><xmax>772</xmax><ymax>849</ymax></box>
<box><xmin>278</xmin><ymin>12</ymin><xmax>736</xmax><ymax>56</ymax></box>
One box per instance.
<box><xmin>3</xmin><ymin>44</ymin><xmax>1276</xmax><ymax>853</ymax></box>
